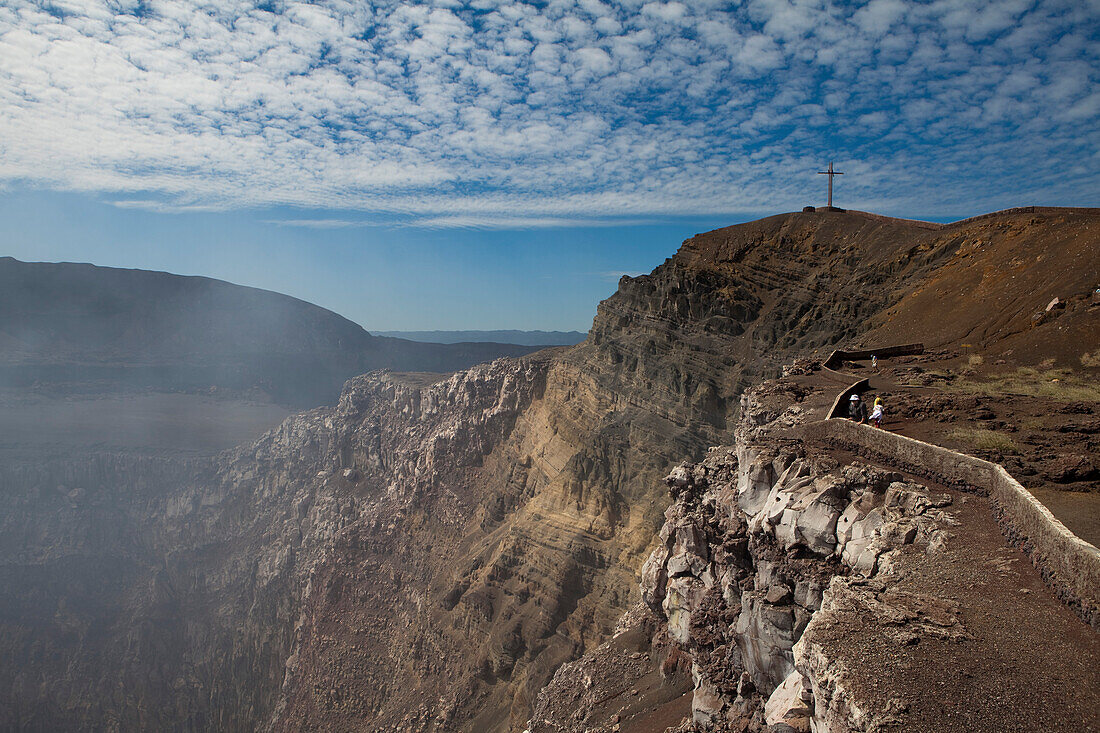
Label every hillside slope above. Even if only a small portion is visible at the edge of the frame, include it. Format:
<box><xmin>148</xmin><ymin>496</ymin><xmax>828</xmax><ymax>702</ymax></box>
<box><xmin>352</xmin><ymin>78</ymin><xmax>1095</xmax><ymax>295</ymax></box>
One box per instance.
<box><xmin>855</xmin><ymin>208</ymin><xmax>1099</xmax><ymax>364</ymax></box>
<box><xmin>0</xmin><ymin>257</ymin><xmax>542</xmax><ymax>406</ymax></box>
<box><xmin>374</xmin><ymin>330</ymin><xmax>587</xmax><ymax>346</ymax></box>
<box><xmin>0</xmin><ymin>208</ymin><xmax>1095</xmax><ymax>731</ymax></box>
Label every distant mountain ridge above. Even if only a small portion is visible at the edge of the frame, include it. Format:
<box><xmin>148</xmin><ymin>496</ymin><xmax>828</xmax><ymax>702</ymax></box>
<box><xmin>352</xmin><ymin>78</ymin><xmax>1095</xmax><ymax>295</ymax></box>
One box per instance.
<box><xmin>0</xmin><ymin>257</ymin><xmax>544</xmax><ymax>407</ymax></box>
<box><xmin>373</xmin><ymin>329</ymin><xmax>587</xmax><ymax>346</ymax></box>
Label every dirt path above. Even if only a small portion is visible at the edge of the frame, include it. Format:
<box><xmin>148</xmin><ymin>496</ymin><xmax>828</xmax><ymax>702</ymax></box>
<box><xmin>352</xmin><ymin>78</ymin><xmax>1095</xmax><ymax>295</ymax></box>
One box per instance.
<box><xmin>820</xmin><ymin>353</ymin><xmax>1100</xmax><ymax>547</ymax></box>
<box><xmin>803</xmin><ymin>458</ymin><xmax>1100</xmax><ymax>731</ymax></box>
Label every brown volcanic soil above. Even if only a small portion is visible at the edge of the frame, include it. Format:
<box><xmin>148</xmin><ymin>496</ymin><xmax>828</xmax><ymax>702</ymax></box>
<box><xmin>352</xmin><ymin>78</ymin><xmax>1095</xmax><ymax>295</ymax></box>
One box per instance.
<box><xmin>831</xmin><ymin>352</ymin><xmax>1100</xmax><ymax>546</ymax></box>
<box><xmin>796</xmin><ymin>473</ymin><xmax>1100</xmax><ymax>733</ymax></box>
<box><xmin>856</xmin><ymin>209</ymin><xmax>1100</xmax><ymax>369</ymax></box>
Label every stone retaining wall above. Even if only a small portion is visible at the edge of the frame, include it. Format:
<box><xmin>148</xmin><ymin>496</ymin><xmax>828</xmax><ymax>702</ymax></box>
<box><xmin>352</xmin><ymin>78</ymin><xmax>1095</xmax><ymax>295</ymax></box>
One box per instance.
<box><xmin>803</xmin><ymin>418</ymin><xmax>1100</xmax><ymax>630</ymax></box>
<box><xmin>825</xmin><ymin>378</ymin><xmax>869</xmax><ymax>420</ymax></box>
<box><xmin>821</xmin><ymin>343</ymin><xmax>924</xmax><ymax>372</ymax></box>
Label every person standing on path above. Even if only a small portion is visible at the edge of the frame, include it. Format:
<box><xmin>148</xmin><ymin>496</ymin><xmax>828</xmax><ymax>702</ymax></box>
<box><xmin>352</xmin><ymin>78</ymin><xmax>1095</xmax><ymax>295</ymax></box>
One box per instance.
<box><xmin>869</xmin><ymin>397</ymin><xmax>884</xmax><ymax>428</ymax></box>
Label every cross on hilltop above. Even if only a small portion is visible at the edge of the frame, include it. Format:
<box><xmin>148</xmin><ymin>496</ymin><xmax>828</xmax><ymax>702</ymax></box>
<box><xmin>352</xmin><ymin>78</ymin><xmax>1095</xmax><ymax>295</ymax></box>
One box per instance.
<box><xmin>817</xmin><ymin>162</ymin><xmax>843</xmax><ymax>208</ymax></box>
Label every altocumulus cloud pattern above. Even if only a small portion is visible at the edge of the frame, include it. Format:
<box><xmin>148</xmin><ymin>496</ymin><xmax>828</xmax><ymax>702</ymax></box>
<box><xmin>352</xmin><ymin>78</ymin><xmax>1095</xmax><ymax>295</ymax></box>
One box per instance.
<box><xmin>0</xmin><ymin>0</ymin><xmax>1097</xmax><ymax>227</ymax></box>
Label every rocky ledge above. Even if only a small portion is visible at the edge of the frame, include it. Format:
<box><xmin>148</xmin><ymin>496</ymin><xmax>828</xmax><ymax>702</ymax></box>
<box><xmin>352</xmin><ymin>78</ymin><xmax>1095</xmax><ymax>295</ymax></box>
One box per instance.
<box><xmin>531</xmin><ymin>375</ymin><xmax>1100</xmax><ymax>733</ymax></box>
<box><xmin>642</xmin><ymin>420</ymin><xmax>957</xmax><ymax>730</ymax></box>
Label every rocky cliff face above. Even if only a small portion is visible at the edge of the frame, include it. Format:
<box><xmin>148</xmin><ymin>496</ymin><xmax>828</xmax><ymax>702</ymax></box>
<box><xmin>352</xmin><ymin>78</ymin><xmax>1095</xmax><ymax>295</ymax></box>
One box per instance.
<box><xmin>1</xmin><ymin>209</ymin><xmax>1096</xmax><ymax>731</ymax></box>
<box><xmin>532</xmin><ymin>364</ymin><xmax>1099</xmax><ymax>732</ymax></box>
<box><xmin>530</xmin><ymin>367</ymin><xmax>1100</xmax><ymax>732</ymax></box>
<box><xmin>628</xmin><ymin>381</ymin><xmax>959</xmax><ymax>732</ymax></box>
<box><xmin>0</xmin><ymin>359</ymin><xmax>549</xmax><ymax>731</ymax></box>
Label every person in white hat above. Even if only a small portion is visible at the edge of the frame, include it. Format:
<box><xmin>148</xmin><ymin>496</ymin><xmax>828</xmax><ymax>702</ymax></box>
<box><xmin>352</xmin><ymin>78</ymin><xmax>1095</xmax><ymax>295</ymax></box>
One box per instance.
<box><xmin>848</xmin><ymin>393</ymin><xmax>867</xmax><ymax>423</ymax></box>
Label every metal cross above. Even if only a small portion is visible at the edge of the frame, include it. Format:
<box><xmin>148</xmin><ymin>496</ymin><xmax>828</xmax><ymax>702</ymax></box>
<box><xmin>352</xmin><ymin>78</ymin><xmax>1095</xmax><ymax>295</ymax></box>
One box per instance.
<box><xmin>817</xmin><ymin>162</ymin><xmax>844</xmax><ymax>208</ymax></box>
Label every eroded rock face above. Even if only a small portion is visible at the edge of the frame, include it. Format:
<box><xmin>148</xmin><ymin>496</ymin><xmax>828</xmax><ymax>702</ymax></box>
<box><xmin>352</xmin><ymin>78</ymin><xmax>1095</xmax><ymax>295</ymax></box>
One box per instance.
<box><xmin>627</xmin><ymin>386</ymin><xmax>956</xmax><ymax>732</ymax></box>
<box><xmin>0</xmin><ymin>358</ymin><xmax>551</xmax><ymax>732</ymax></box>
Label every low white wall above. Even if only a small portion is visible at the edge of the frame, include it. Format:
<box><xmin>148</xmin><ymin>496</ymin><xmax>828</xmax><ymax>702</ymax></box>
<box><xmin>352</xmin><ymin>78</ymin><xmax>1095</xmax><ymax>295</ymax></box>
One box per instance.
<box><xmin>803</xmin><ymin>418</ymin><xmax>1100</xmax><ymax>629</ymax></box>
<box><xmin>825</xmin><ymin>379</ymin><xmax>869</xmax><ymax>420</ymax></box>
<box><xmin>821</xmin><ymin>343</ymin><xmax>924</xmax><ymax>371</ymax></box>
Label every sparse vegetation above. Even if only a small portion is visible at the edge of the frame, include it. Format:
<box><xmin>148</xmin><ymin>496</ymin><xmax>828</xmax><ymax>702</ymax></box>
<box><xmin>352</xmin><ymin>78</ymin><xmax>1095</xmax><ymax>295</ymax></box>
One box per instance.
<box><xmin>1019</xmin><ymin>417</ymin><xmax>1048</xmax><ymax>431</ymax></box>
<box><xmin>947</xmin><ymin>427</ymin><xmax>1020</xmax><ymax>454</ymax></box>
<box><xmin>946</xmin><ymin>367</ymin><xmax>1100</xmax><ymax>403</ymax></box>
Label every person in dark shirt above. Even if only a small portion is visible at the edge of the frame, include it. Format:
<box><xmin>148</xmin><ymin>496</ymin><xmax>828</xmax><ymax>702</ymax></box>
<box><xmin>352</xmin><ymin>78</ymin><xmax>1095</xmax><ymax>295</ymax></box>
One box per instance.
<box><xmin>848</xmin><ymin>393</ymin><xmax>867</xmax><ymax>423</ymax></box>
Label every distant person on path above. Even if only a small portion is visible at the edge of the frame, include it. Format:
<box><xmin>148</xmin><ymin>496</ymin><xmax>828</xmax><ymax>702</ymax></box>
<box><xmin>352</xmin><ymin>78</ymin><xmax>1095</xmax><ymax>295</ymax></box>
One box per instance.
<box><xmin>848</xmin><ymin>394</ymin><xmax>867</xmax><ymax>423</ymax></box>
<box><xmin>871</xmin><ymin>354</ymin><xmax>878</xmax><ymax>369</ymax></box>
<box><xmin>869</xmin><ymin>397</ymin><xmax>885</xmax><ymax>428</ymax></box>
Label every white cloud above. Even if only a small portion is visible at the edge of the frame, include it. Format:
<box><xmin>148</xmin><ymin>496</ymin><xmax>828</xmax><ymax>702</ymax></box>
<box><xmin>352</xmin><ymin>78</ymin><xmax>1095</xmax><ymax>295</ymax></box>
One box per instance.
<box><xmin>852</xmin><ymin>0</ymin><xmax>906</xmax><ymax>36</ymax></box>
<box><xmin>262</xmin><ymin>218</ymin><xmax>370</xmax><ymax>228</ymax></box>
<box><xmin>407</xmin><ymin>215</ymin><xmax>658</xmax><ymax>229</ymax></box>
<box><xmin>737</xmin><ymin>34</ymin><xmax>785</xmax><ymax>71</ymax></box>
<box><xmin>641</xmin><ymin>2</ymin><xmax>689</xmax><ymax>23</ymax></box>
<box><xmin>748</xmin><ymin>0</ymin><xmax>819</xmax><ymax>41</ymax></box>
<box><xmin>0</xmin><ymin>0</ymin><xmax>1096</xmax><ymax>224</ymax></box>
<box><xmin>110</xmin><ymin>199</ymin><xmax>228</xmax><ymax>213</ymax></box>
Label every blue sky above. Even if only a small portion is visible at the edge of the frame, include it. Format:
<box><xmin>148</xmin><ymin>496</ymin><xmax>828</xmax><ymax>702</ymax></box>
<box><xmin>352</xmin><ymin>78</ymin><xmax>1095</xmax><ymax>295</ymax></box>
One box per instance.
<box><xmin>0</xmin><ymin>0</ymin><xmax>1097</xmax><ymax>331</ymax></box>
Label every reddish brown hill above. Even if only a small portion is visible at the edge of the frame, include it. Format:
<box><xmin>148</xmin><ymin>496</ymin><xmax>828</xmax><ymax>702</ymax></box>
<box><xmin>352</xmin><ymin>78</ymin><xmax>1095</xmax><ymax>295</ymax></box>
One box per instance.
<box><xmin>676</xmin><ymin>207</ymin><xmax>1100</xmax><ymax>370</ymax></box>
<box><xmin>858</xmin><ymin>208</ymin><xmax>1100</xmax><ymax>366</ymax></box>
